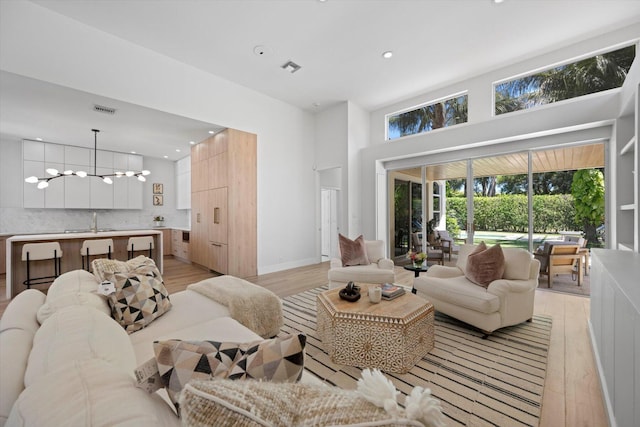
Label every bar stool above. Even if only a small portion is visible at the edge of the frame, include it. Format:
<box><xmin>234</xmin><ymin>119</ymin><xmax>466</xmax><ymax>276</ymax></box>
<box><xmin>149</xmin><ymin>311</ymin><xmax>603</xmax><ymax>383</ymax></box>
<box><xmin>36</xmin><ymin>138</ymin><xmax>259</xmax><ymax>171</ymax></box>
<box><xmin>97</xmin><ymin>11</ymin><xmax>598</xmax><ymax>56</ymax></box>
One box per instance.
<box><xmin>80</xmin><ymin>238</ymin><xmax>114</xmax><ymax>271</ymax></box>
<box><xmin>127</xmin><ymin>236</ymin><xmax>154</xmax><ymax>259</ymax></box>
<box><xmin>22</xmin><ymin>242</ymin><xmax>63</xmax><ymax>289</ymax></box>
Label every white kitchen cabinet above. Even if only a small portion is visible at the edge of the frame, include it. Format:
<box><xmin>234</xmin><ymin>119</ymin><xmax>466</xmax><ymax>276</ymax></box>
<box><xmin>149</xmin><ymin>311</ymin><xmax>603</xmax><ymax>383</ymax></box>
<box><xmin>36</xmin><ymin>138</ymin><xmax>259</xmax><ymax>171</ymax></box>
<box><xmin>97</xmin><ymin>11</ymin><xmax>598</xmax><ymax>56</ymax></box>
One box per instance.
<box><xmin>91</xmin><ymin>166</ymin><xmax>114</xmax><ymax>209</ymax></box>
<box><xmin>44</xmin><ymin>161</ymin><xmax>65</xmax><ymax>208</ymax></box>
<box><xmin>91</xmin><ymin>149</ymin><xmax>114</xmax><ymax>168</ymax></box>
<box><xmin>45</xmin><ymin>143</ymin><xmax>64</xmax><ymax>164</ymax></box>
<box><xmin>65</xmin><ymin>146</ymin><xmax>90</xmax><ymax>166</ymax></box>
<box><xmin>23</xmin><ymin>140</ymin><xmax>44</xmax><ymax>161</ymax></box>
<box><xmin>176</xmin><ymin>156</ymin><xmax>190</xmax><ymax>210</ymax></box>
<box><xmin>64</xmin><ymin>165</ymin><xmax>91</xmax><ymax>209</ymax></box>
<box><xmin>23</xmin><ymin>160</ymin><xmax>44</xmax><ymax>208</ymax></box>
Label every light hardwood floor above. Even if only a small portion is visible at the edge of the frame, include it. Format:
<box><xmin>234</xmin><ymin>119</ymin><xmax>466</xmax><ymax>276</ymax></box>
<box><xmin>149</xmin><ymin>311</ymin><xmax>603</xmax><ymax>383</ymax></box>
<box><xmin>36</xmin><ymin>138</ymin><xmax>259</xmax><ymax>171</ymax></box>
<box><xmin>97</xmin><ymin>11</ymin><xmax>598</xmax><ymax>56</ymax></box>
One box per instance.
<box><xmin>0</xmin><ymin>257</ymin><xmax>608</xmax><ymax>427</ymax></box>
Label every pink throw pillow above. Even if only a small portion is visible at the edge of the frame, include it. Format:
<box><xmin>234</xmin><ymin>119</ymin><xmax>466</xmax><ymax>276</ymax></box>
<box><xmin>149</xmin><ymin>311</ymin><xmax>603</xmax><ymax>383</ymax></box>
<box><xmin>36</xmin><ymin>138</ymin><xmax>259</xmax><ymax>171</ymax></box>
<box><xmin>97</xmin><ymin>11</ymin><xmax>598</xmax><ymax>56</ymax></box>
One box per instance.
<box><xmin>338</xmin><ymin>234</ymin><xmax>370</xmax><ymax>267</ymax></box>
<box><xmin>465</xmin><ymin>242</ymin><xmax>505</xmax><ymax>287</ymax></box>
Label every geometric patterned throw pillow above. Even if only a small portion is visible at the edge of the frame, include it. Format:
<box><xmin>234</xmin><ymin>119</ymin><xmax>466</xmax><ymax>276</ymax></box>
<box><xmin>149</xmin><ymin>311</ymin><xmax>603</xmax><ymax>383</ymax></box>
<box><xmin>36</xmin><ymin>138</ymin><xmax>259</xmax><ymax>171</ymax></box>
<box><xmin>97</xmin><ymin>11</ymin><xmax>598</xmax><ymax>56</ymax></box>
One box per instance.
<box><xmin>106</xmin><ymin>271</ymin><xmax>172</xmax><ymax>333</ymax></box>
<box><xmin>153</xmin><ymin>334</ymin><xmax>306</xmax><ymax>412</ymax></box>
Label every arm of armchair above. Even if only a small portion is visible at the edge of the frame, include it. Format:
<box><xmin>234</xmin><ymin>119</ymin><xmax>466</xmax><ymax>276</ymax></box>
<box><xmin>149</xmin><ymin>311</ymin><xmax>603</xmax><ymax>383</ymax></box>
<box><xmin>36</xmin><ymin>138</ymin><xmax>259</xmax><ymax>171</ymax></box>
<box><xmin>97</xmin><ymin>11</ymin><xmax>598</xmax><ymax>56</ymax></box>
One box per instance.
<box><xmin>487</xmin><ymin>278</ymin><xmax>538</xmax><ymax>327</ymax></box>
<box><xmin>488</xmin><ymin>278</ymin><xmax>538</xmax><ymax>296</ymax></box>
<box><xmin>378</xmin><ymin>258</ymin><xmax>394</xmax><ymax>270</ymax></box>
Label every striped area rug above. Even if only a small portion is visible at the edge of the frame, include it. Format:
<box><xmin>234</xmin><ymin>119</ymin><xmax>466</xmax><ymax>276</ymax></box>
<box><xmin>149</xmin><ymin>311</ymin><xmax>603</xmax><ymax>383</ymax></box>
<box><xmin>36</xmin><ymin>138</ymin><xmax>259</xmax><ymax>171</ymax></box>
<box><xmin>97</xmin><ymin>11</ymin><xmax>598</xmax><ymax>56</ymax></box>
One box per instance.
<box><xmin>280</xmin><ymin>286</ymin><xmax>552</xmax><ymax>427</ymax></box>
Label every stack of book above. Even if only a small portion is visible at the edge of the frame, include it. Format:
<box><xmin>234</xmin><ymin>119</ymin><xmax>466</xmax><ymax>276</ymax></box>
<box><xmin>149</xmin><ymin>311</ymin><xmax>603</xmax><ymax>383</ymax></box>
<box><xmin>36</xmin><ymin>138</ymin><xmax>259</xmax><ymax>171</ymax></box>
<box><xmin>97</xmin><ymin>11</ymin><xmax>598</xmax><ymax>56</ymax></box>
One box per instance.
<box><xmin>381</xmin><ymin>283</ymin><xmax>406</xmax><ymax>300</ymax></box>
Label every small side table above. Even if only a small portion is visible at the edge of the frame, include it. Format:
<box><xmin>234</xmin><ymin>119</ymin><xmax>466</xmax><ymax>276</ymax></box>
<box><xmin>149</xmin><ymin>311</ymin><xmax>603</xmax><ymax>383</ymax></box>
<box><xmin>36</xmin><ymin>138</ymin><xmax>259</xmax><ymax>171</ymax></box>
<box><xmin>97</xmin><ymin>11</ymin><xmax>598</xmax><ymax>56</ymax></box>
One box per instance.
<box><xmin>404</xmin><ymin>264</ymin><xmax>429</xmax><ymax>294</ymax></box>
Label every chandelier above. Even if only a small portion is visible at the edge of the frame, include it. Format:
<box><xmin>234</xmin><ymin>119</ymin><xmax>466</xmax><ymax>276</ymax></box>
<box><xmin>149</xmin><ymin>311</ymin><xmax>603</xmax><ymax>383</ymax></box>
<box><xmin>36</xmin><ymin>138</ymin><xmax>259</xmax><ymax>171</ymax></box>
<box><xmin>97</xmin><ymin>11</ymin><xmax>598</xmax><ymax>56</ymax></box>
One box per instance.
<box><xmin>25</xmin><ymin>129</ymin><xmax>150</xmax><ymax>189</ymax></box>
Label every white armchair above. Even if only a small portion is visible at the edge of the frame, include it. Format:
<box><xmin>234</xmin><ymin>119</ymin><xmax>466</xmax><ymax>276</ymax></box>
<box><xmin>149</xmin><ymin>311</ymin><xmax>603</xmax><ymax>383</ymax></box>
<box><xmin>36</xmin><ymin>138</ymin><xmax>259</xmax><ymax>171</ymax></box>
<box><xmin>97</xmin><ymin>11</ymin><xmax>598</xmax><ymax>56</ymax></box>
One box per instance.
<box><xmin>413</xmin><ymin>244</ymin><xmax>540</xmax><ymax>335</ymax></box>
<box><xmin>328</xmin><ymin>240</ymin><xmax>396</xmax><ymax>289</ymax></box>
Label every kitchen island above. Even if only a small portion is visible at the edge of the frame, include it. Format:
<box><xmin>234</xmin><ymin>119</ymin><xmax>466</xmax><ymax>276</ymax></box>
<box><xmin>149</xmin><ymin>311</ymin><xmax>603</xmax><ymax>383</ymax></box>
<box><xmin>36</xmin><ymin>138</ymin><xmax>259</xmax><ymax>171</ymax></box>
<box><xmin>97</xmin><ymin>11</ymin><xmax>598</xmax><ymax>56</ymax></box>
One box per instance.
<box><xmin>5</xmin><ymin>229</ymin><xmax>163</xmax><ymax>299</ymax></box>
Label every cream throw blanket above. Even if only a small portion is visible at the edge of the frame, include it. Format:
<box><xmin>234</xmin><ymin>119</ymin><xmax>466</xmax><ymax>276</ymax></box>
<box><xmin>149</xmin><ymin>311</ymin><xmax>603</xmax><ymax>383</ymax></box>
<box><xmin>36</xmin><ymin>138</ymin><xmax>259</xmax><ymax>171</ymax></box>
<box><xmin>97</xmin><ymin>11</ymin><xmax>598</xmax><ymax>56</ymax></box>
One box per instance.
<box><xmin>187</xmin><ymin>275</ymin><xmax>283</xmax><ymax>338</ymax></box>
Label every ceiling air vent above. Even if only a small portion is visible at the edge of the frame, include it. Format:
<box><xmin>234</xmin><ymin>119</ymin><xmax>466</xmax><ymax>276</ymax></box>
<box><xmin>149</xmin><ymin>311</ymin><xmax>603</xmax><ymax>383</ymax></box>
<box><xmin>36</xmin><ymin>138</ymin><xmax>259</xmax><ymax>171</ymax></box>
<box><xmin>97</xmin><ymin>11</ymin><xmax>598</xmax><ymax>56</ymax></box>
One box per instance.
<box><xmin>93</xmin><ymin>104</ymin><xmax>117</xmax><ymax>115</ymax></box>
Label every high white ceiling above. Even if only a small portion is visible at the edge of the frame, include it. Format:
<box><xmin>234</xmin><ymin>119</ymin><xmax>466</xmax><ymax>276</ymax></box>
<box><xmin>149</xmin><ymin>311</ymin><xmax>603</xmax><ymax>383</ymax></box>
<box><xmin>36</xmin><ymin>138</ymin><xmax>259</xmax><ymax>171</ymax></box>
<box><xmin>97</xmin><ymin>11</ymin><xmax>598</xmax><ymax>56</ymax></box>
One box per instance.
<box><xmin>31</xmin><ymin>0</ymin><xmax>640</xmax><ymax>111</ymax></box>
<box><xmin>2</xmin><ymin>0</ymin><xmax>640</xmax><ymax>160</ymax></box>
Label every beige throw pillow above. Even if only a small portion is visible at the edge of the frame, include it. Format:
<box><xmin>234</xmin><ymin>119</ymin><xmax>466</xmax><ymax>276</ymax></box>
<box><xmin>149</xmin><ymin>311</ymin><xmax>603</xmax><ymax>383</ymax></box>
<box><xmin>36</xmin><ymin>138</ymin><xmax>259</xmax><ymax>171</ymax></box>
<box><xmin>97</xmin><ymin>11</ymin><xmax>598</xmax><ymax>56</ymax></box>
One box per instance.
<box><xmin>338</xmin><ymin>234</ymin><xmax>370</xmax><ymax>267</ymax></box>
<box><xmin>180</xmin><ymin>378</ymin><xmax>422</xmax><ymax>427</ymax></box>
<box><xmin>465</xmin><ymin>242</ymin><xmax>505</xmax><ymax>287</ymax></box>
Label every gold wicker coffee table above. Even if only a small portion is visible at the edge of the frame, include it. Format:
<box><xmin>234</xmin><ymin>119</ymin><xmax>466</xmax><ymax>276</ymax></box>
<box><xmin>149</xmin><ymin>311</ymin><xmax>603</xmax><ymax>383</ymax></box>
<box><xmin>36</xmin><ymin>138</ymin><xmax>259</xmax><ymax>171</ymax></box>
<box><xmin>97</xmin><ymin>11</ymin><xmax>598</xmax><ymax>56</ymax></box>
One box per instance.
<box><xmin>316</xmin><ymin>285</ymin><xmax>434</xmax><ymax>374</ymax></box>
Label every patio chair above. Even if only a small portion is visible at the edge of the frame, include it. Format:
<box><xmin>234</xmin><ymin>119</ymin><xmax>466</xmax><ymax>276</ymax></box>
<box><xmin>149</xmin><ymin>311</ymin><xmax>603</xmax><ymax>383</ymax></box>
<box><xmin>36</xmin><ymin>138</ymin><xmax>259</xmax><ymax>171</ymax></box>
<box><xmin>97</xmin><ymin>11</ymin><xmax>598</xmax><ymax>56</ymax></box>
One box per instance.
<box><xmin>436</xmin><ymin>230</ymin><xmax>460</xmax><ymax>261</ymax></box>
<box><xmin>535</xmin><ymin>242</ymin><xmax>582</xmax><ymax>288</ymax></box>
<box><xmin>411</xmin><ymin>232</ymin><xmax>444</xmax><ymax>265</ymax></box>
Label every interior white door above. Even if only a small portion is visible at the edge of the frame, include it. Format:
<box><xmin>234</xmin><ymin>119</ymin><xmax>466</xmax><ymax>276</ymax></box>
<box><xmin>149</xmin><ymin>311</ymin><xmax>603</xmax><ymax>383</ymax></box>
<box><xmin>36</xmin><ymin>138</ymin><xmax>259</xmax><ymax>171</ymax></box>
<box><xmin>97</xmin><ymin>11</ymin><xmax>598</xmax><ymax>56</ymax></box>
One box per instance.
<box><xmin>321</xmin><ymin>188</ymin><xmax>338</xmax><ymax>260</ymax></box>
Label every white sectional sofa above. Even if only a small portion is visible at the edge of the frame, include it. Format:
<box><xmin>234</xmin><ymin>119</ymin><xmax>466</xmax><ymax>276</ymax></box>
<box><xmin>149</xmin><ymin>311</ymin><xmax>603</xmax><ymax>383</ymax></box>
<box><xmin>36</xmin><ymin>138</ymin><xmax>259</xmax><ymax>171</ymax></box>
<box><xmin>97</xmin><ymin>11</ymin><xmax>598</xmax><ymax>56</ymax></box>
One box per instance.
<box><xmin>0</xmin><ymin>269</ymin><xmax>319</xmax><ymax>427</ymax></box>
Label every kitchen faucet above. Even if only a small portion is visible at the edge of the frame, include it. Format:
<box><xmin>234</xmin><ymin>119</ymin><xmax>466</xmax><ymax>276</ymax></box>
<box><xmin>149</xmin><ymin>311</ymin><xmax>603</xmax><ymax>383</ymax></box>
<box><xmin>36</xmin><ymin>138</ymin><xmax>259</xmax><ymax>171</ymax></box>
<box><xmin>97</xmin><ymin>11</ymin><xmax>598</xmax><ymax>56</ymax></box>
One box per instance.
<box><xmin>91</xmin><ymin>211</ymin><xmax>98</xmax><ymax>233</ymax></box>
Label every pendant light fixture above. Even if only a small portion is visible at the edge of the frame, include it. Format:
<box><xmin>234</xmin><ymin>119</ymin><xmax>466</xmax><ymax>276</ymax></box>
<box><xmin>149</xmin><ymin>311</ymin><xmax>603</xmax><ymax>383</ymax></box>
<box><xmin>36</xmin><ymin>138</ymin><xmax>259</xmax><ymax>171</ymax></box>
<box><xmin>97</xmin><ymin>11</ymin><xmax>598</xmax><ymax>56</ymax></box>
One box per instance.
<box><xmin>25</xmin><ymin>129</ymin><xmax>150</xmax><ymax>189</ymax></box>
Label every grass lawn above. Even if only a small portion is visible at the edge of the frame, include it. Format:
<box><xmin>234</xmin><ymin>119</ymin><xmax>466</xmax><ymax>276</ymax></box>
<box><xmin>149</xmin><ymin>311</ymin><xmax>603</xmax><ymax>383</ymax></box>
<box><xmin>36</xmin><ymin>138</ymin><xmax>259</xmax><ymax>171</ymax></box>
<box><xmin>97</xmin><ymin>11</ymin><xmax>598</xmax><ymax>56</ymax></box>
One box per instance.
<box><xmin>464</xmin><ymin>230</ymin><xmax>565</xmax><ymax>249</ymax></box>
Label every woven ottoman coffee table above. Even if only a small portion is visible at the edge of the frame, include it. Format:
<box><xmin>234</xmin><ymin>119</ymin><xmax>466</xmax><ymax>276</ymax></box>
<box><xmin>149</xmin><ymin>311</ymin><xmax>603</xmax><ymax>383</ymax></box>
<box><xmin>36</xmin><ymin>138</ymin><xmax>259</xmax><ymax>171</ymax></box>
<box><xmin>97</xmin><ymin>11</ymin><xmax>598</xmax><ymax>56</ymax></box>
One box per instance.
<box><xmin>316</xmin><ymin>285</ymin><xmax>434</xmax><ymax>374</ymax></box>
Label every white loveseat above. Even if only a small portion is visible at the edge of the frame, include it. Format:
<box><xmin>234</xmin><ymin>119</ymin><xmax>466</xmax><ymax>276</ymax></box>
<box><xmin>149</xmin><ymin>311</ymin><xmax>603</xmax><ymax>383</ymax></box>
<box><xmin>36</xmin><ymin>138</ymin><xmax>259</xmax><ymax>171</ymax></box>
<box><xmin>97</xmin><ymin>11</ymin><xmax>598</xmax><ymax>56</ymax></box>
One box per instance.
<box><xmin>413</xmin><ymin>244</ymin><xmax>540</xmax><ymax>335</ymax></box>
<box><xmin>0</xmin><ymin>269</ymin><xmax>320</xmax><ymax>427</ymax></box>
<box><xmin>327</xmin><ymin>239</ymin><xmax>395</xmax><ymax>289</ymax></box>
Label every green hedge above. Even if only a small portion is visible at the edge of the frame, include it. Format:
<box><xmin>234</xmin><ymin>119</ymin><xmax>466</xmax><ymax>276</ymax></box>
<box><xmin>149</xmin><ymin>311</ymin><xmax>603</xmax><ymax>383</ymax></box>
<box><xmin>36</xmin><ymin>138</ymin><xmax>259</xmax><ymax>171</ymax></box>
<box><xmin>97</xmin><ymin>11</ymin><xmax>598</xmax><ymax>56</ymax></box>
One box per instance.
<box><xmin>447</xmin><ymin>194</ymin><xmax>580</xmax><ymax>233</ymax></box>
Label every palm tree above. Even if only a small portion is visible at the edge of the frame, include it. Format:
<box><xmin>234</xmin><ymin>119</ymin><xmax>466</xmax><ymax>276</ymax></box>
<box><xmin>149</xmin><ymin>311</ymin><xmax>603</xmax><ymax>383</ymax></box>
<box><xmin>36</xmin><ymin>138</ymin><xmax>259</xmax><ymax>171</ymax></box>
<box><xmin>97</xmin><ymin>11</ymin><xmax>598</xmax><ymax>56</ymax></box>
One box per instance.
<box><xmin>389</xmin><ymin>95</ymin><xmax>468</xmax><ymax>138</ymax></box>
<box><xmin>496</xmin><ymin>45</ymin><xmax>635</xmax><ymax>114</ymax></box>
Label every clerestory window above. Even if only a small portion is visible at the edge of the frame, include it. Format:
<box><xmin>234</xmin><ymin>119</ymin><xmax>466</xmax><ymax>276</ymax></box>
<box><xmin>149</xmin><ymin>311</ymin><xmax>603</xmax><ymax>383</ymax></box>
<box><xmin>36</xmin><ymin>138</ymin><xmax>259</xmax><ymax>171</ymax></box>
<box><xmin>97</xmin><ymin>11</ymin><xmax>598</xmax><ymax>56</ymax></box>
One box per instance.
<box><xmin>387</xmin><ymin>93</ymin><xmax>468</xmax><ymax>140</ymax></box>
<box><xmin>495</xmin><ymin>44</ymin><xmax>636</xmax><ymax>115</ymax></box>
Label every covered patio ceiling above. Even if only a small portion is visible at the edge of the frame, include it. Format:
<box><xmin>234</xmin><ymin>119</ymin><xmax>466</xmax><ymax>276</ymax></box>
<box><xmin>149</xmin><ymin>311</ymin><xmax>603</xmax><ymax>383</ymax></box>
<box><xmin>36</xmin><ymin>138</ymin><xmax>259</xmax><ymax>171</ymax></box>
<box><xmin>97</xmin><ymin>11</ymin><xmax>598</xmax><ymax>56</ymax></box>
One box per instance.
<box><xmin>400</xmin><ymin>143</ymin><xmax>605</xmax><ymax>181</ymax></box>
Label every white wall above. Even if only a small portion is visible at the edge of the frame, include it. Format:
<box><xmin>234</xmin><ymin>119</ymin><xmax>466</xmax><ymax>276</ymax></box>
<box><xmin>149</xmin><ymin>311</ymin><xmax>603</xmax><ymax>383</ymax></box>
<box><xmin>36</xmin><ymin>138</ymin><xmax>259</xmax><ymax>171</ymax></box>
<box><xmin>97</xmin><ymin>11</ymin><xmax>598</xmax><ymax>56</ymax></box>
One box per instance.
<box><xmin>315</xmin><ymin>102</ymin><xmax>349</xmax><ymax>248</ymax></box>
<box><xmin>0</xmin><ymin>0</ymin><xmax>317</xmax><ymax>274</ymax></box>
<box><xmin>347</xmin><ymin>101</ymin><xmax>370</xmax><ymax>237</ymax></box>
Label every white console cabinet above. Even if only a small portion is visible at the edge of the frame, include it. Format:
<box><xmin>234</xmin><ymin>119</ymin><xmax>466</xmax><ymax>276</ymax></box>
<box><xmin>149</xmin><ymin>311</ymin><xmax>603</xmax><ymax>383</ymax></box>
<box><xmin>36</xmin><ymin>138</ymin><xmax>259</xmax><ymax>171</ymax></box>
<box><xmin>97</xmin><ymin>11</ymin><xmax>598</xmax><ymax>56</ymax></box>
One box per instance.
<box><xmin>590</xmin><ymin>249</ymin><xmax>640</xmax><ymax>427</ymax></box>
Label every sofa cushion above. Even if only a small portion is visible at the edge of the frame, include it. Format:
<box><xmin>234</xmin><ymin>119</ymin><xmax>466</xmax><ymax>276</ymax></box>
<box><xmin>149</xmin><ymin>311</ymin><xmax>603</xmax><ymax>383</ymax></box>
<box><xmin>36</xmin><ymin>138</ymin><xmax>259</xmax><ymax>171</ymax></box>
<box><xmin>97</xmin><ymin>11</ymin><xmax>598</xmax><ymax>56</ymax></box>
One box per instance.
<box><xmin>46</xmin><ymin>269</ymin><xmax>99</xmax><ymax>301</ymax></box>
<box><xmin>8</xmin><ymin>359</ymin><xmax>179</xmax><ymax>427</ymax></box>
<box><xmin>416</xmin><ymin>275</ymin><xmax>500</xmax><ymax>314</ymax></box>
<box><xmin>37</xmin><ymin>291</ymin><xmax>110</xmax><ymax>325</ymax></box>
<box><xmin>465</xmin><ymin>242</ymin><xmax>505</xmax><ymax>287</ymax></box>
<box><xmin>153</xmin><ymin>334</ymin><xmax>306</xmax><ymax>411</ymax></box>
<box><xmin>180</xmin><ymin>378</ymin><xmax>418</xmax><ymax>427</ymax></box>
<box><xmin>105</xmin><ymin>269</ymin><xmax>172</xmax><ymax>333</ymax></box>
<box><xmin>25</xmin><ymin>305</ymin><xmax>137</xmax><ymax>387</ymax></box>
<box><xmin>338</xmin><ymin>234</ymin><xmax>370</xmax><ymax>266</ymax></box>
<box><xmin>131</xmin><ymin>316</ymin><xmax>262</xmax><ymax>366</ymax></box>
<box><xmin>502</xmin><ymin>247</ymin><xmax>534</xmax><ymax>280</ymax></box>
<box><xmin>328</xmin><ymin>264</ymin><xmax>396</xmax><ymax>284</ymax></box>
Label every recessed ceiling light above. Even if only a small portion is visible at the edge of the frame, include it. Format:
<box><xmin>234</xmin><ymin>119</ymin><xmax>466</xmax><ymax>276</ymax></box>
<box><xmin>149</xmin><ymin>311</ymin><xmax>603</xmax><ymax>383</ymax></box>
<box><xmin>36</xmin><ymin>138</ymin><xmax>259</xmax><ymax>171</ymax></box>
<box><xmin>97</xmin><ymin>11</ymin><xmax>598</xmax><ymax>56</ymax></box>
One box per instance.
<box><xmin>163</xmin><ymin>155</ymin><xmax>168</xmax><ymax>159</ymax></box>
<box><xmin>208</xmin><ymin>130</ymin><xmax>215</xmax><ymax>134</ymax></box>
<box><xmin>131</xmin><ymin>151</ymin><xmax>136</xmax><ymax>154</ymax></box>
<box><xmin>382</xmin><ymin>51</ymin><xmax>393</xmax><ymax>59</ymax></box>
<box><xmin>493</xmin><ymin>0</ymin><xmax>505</xmax><ymax>3</ymax></box>
<box><xmin>36</xmin><ymin>137</ymin><xmax>43</xmax><ymax>141</ymax></box>
<box><xmin>176</xmin><ymin>149</ymin><xmax>181</xmax><ymax>152</ymax></box>
<box><xmin>189</xmin><ymin>141</ymin><xmax>195</xmax><ymax>145</ymax></box>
